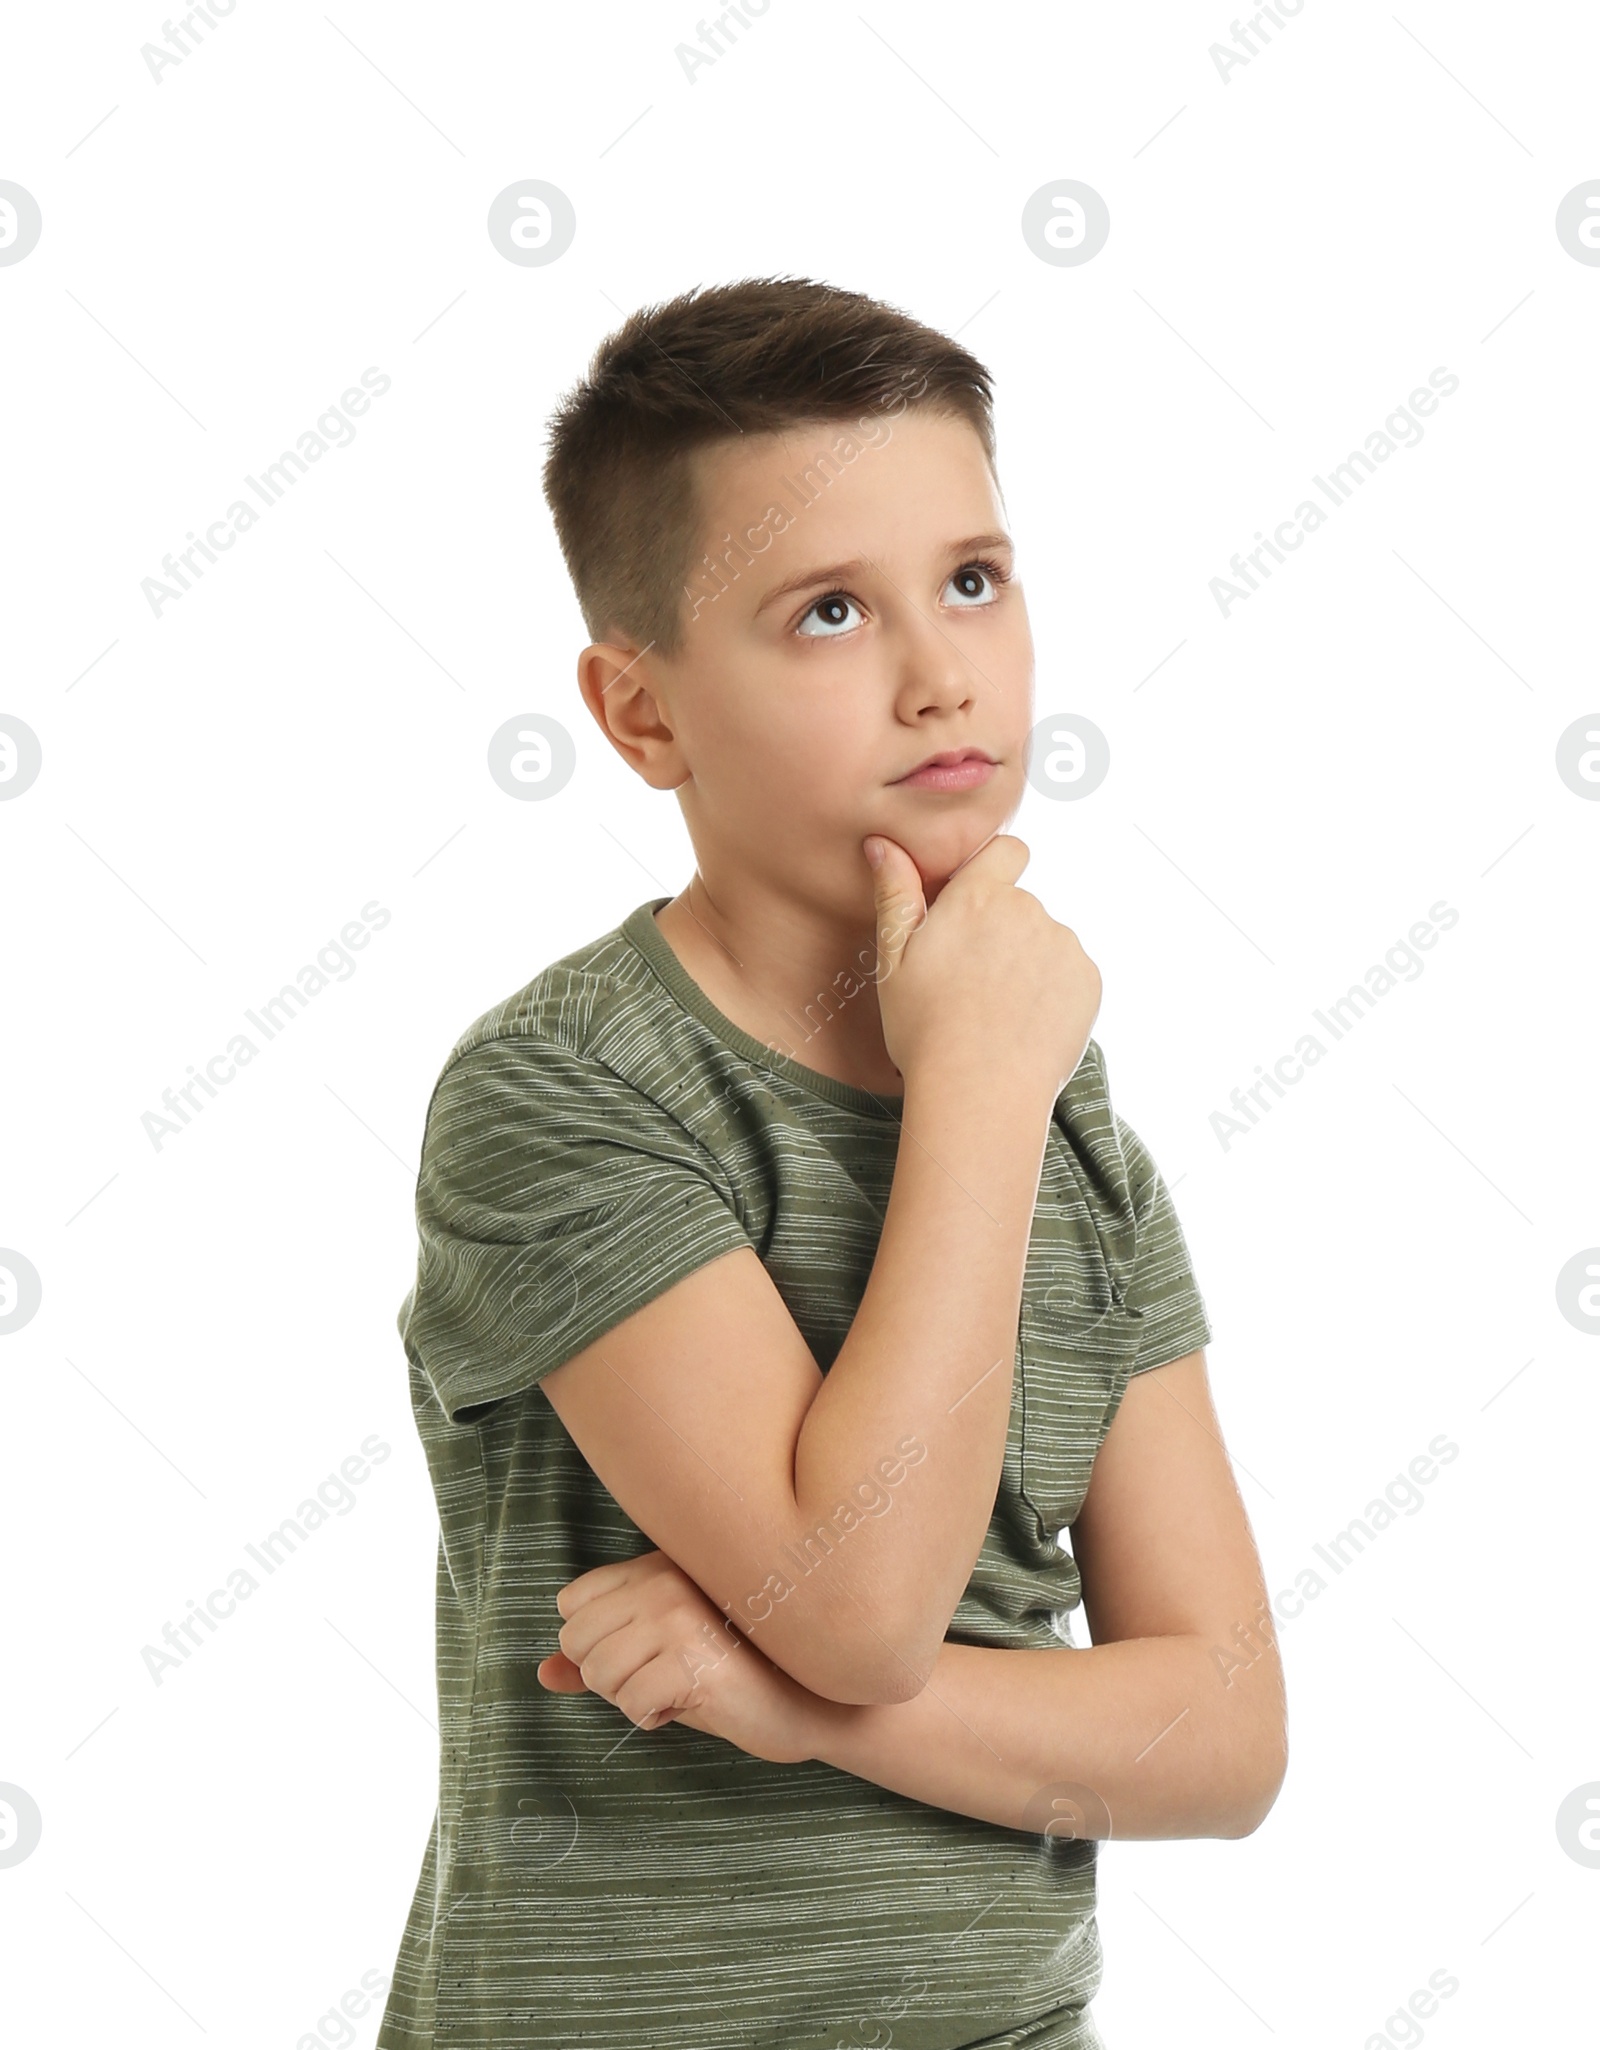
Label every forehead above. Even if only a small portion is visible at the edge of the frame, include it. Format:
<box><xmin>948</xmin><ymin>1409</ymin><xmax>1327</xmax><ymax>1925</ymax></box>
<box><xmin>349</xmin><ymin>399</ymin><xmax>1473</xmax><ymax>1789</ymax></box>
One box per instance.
<box><xmin>688</xmin><ymin>408</ymin><xmax>999</xmax><ymax>544</ymax></box>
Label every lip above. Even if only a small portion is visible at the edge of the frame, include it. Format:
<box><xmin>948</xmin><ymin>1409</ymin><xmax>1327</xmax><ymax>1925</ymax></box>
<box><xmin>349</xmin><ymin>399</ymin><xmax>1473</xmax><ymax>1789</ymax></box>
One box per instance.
<box><xmin>891</xmin><ymin>748</ymin><xmax>998</xmax><ymax>792</ymax></box>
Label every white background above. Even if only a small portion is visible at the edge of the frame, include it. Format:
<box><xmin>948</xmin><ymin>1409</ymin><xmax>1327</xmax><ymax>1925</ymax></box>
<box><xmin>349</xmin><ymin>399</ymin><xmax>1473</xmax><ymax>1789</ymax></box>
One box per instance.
<box><xmin>2</xmin><ymin>2</ymin><xmax>1597</xmax><ymax>2045</ymax></box>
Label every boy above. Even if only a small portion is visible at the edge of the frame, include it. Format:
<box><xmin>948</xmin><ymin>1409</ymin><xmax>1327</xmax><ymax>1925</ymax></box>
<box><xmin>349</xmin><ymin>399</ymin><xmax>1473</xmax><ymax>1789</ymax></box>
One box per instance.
<box><xmin>376</xmin><ymin>277</ymin><xmax>1286</xmax><ymax>2050</ymax></box>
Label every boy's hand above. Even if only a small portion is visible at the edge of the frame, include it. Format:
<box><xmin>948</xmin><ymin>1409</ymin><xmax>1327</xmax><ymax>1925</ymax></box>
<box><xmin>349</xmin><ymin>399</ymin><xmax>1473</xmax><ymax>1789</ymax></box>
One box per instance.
<box><xmin>539</xmin><ymin>1549</ymin><xmax>821</xmax><ymax>1766</ymax></box>
<box><xmin>864</xmin><ymin>830</ymin><xmax>1101</xmax><ymax>1098</ymax></box>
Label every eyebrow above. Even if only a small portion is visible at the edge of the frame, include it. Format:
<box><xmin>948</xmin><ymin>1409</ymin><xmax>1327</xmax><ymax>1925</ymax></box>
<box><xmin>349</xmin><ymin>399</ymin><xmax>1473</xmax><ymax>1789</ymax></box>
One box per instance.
<box><xmin>751</xmin><ymin>531</ymin><xmax>1014</xmax><ymax>618</ymax></box>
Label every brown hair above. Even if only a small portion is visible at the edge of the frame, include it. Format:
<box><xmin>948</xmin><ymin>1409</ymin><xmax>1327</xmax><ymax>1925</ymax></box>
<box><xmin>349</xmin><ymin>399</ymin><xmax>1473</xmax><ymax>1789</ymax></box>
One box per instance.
<box><xmin>540</xmin><ymin>275</ymin><xmax>997</xmax><ymax>659</ymax></box>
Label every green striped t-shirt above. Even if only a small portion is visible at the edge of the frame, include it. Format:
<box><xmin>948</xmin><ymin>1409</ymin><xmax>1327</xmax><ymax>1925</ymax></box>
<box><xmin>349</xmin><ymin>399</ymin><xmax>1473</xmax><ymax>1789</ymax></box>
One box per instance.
<box><xmin>376</xmin><ymin>896</ymin><xmax>1212</xmax><ymax>2050</ymax></box>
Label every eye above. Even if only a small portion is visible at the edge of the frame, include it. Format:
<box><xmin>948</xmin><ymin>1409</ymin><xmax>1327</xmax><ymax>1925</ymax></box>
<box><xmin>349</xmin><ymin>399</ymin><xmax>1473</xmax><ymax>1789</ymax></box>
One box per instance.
<box><xmin>793</xmin><ymin>556</ymin><xmax>1013</xmax><ymax>640</ymax></box>
<box><xmin>796</xmin><ymin>591</ymin><xmax>863</xmax><ymax>639</ymax></box>
<box><xmin>945</xmin><ymin>556</ymin><xmax>1011</xmax><ymax>608</ymax></box>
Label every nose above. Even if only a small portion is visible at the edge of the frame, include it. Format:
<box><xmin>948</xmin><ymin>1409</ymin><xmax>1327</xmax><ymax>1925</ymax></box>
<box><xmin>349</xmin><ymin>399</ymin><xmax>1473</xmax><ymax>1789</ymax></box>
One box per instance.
<box><xmin>891</xmin><ymin>605</ymin><xmax>982</xmax><ymax>723</ymax></box>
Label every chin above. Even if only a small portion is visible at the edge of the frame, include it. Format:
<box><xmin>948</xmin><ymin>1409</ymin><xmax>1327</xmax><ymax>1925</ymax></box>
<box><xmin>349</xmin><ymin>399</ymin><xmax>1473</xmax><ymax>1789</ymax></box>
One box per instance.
<box><xmin>910</xmin><ymin>810</ymin><xmax>1008</xmax><ymax>897</ymax></box>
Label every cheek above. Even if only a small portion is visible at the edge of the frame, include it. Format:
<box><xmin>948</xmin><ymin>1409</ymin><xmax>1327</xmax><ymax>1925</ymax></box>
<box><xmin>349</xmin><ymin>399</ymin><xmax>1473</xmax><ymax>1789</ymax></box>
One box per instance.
<box><xmin>790</xmin><ymin>699</ymin><xmax>877</xmax><ymax>780</ymax></box>
<box><xmin>716</xmin><ymin>685</ymin><xmax>874</xmax><ymax>795</ymax></box>
<box><xmin>997</xmin><ymin>611</ymin><xmax>1034</xmax><ymax>693</ymax></box>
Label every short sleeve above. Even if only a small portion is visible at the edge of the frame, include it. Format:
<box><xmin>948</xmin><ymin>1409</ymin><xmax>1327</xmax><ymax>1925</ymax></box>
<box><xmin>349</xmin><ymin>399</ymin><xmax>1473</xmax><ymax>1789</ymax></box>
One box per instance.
<box><xmin>400</xmin><ymin>1037</ymin><xmax>755</xmax><ymax>1423</ymax></box>
<box><xmin>1114</xmin><ymin>1113</ymin><xmax>1214</xmax><ymax>1375</ymax></box>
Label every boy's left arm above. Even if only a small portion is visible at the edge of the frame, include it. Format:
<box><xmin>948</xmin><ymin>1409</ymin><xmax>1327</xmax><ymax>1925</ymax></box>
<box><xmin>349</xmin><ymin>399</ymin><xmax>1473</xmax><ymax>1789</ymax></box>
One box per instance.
<box><xmin>803</xmin><ymin>1348</ymin><xmax>1288</xmax><ymax>1840</ymax></box>
<box><xmin>548</xmin><ymin>1349</ymin><xmax>1288</xmax><ymax>1842</ymax></box>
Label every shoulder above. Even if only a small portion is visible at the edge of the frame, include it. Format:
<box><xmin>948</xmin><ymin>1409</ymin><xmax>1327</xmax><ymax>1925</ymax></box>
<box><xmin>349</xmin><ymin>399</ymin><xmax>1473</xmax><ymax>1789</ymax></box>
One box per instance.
<box><xmin>1046</xmin><ymin>1038</ymin><xmax>1212</xmax><ymax>1364</ymax></box>
<box><xmin>423</xmin><ymin>904</ymin><xmax>705</xmax><ymax>1115</ymax></box>
<box><xmin>444</xmin><ymin>915</ymin><xmax>661</xmax><ymax>1077</ymax></box>
<box><xmin>1049</xmin><ymin>1035</ymin><xmax>1180</xmax><ymax>1261</ymax></box>
<box><xmin>1055</xmin><ymin>1035</ymin><xmax>1147</xmax><ymax>1194</ymax></box>
<box><xmin>413</xmin><ymin>909</ymin><xmax>730</xmax><ymax>1178</ymax></box>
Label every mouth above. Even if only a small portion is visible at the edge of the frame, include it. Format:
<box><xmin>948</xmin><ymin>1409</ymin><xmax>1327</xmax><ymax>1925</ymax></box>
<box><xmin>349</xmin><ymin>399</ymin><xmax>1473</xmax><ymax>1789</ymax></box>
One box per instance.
<box><xmin>890</xmin><ymin>747</ymin><xmax>999</xmax><ymax>792</ymax></box>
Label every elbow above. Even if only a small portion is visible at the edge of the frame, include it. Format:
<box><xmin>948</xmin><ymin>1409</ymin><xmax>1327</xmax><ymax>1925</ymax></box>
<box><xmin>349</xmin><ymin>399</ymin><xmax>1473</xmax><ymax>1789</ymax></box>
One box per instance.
<box><xmin>794</xmin><ymin>1639</ymin><xmax>932</xmax><ymax>1707</ymax></box>
<box><xmin>775</xmin><ymin>1618</ymin><xmax>936</xmax><ymax>1707</ymax></box>
<box><xmin>833</xmin><ymin>1611</ymin><xmax>940</xmax><ymax>1705</ymax></box>
<box><xmin>747</xmin><ymin>1555</ymin><xmax>942</xmax><ymax>1704</ymax></box>
<box><xmin>851</xmin><ymin>1654</ymin><xmax>933</xmax><ymax>1707</ymax></box>
<box><xmin>1221</xmin><ymin>1782</ymin><xmax>1279</xmax><ymax>1839</ymax></box>
<box><xmin>1220</xmin><ymin>1727</ymin><xmax>1289</xmax><ymax>1839</ymax></box>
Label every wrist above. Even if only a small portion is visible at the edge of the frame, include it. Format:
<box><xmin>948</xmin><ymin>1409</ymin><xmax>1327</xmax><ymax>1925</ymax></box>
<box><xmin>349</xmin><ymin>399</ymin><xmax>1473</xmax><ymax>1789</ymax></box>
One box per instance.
<box><xmin>794</xmin><ymin>1690</ymin><xmax>860</xmax><ymax>1766</ymax></box>
<box><xmin>795</xmin><ymin>1678</ymin><xmax>926</xmax><ymax>1768</ymax></box>
<box><xmin>901</xmin><ymin>1054</ymin><xmax>1062</xmax><ymax>1115</ymax></box>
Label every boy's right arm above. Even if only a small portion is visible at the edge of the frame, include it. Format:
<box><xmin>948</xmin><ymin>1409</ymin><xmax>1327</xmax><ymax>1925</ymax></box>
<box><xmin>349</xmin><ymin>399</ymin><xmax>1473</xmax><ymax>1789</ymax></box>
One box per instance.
<box><xmin>540</xmin><ymin>835</ymin><xmax>1100</xmax><ymax>1707</ymax></box>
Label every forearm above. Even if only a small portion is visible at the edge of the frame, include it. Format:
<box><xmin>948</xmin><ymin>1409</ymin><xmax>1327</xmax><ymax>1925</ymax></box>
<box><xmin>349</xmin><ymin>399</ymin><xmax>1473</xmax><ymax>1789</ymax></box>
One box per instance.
<box><xmin>797</xmin><ymin>1630</ymin><xmax>1288</xmax><ymax>1841</ymax></box>
<box><xmin>790</xmin><ymin>1063</ymin><xmax>1056</xmax><ymax>1694</ymax></box>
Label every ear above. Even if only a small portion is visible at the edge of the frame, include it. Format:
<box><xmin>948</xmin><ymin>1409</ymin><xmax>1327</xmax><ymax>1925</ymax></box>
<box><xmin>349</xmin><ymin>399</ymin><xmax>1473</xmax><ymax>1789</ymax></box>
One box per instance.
<box><xmin>576</xmin><ymin>641</ymin><xmax>690</xmax><ymax>792</ymax></box>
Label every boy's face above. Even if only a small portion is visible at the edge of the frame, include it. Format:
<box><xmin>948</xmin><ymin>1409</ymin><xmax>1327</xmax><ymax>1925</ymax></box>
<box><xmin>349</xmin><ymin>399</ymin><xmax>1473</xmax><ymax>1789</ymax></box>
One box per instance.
<box><xmin>592</xmin><ymin>407</ymin><xmax>1033</xmax><ymax>912</ymax></box>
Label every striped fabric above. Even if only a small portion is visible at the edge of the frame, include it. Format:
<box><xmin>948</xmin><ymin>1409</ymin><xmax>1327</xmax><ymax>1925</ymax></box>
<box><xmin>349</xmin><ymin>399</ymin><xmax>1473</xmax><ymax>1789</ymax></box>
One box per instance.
<box><xmin>376</xmin><ymin>897</ymin><xmax>1212</xmax><ymax>2050</ymax></box>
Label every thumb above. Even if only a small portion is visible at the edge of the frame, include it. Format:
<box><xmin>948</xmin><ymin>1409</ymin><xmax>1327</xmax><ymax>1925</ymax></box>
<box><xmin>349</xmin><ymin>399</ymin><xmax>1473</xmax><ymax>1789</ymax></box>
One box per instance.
<box><xmin>537</xmin><ymin>1652</ymin><xmax>589</xmax><ymax>1693</ymax></box>
<box><xmin>863</xmin><ymin>835</ymin><xmax>927</xmax><ymax>980</ymax></box>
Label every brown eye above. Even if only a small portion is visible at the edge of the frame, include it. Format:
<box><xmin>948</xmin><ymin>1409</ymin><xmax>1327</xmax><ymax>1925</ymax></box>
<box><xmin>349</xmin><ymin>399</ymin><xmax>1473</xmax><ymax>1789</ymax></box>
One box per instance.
<box><xmin>796</xmin><ymin>591</ymin><xmax>863</xmax><ymax>639</ymax></box>
<box><xmin>946</xmin><ymin>560</ymin><xmax>1008</xmax><ymax>607</ymax></box>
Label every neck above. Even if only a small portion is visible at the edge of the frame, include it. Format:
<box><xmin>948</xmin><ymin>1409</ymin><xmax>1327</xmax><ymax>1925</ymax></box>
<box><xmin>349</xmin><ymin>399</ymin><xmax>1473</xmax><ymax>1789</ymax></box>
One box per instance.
<box><xmin>652</xmin><ymin>870</ymin><xmax>906</xmax><ymax>1096</ymax></box>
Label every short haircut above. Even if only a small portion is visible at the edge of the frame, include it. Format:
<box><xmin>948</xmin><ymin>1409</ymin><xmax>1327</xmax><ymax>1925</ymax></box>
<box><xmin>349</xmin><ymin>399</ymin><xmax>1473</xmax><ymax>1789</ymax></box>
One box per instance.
<box><xmin>540</xmin><ymin>275</ymin><xmax>997</xmax><ymax>659</ymax></box>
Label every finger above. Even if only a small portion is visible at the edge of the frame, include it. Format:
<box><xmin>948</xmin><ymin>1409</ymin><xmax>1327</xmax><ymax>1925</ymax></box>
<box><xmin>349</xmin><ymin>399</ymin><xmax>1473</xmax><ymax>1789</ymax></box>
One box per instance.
<box><xmin>536</xmin><ymin>1652</ymin><xmax>589</xmax><ymax>1692</ymax></box>
<box><xmin>864</xmin><ymin>834</ymin><xmax>928</xmax><ymax>976</ymax></box>
<box><xmin>556</xmin><ymin>1583</ymin><xmax>640</xmax><ymax>1667</ymax></box>
<box><xmin>554</xmin><ymin>1566</ymin><xmax>622</xmax><ymax>1621</ymax></box>
<box><xmin>553</xmin><ymin>1548</ymin><xmax>661</xmax><ymax>1620</ymax></box>
<box><xmin>614</xmin><ymin>1655</ymin><xmax>696</xmax><ymax>1732</ymax></box>
<box><xmin>945</xmin><ymin>830</ymin><xmax>1030</xmax><ymax>889</ymax></box>
<box><xmin>568</xmin><ymin>1618</ymin><xmax>668</xmax><ymax>1716</ymax></box>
